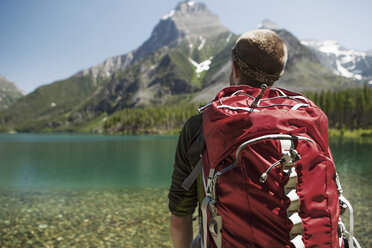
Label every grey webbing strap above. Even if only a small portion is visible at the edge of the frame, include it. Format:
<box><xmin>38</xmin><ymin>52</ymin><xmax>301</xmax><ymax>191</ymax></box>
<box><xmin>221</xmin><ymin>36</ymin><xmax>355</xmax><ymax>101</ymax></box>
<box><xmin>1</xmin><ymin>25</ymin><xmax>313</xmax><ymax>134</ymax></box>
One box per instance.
<box><xmin>182</xmin><ymin>130</ymin><xmax>205</xmax><ymax>191</ymax></box>
<box><xmin>181</xmin><ymin>158</ymin><xmax>202</xmax><ymax>190</ymax></box>
<box><xmin>201</xmin><ymin>197</ymin><xmax>211</xmax><ymax>248</ymax></box>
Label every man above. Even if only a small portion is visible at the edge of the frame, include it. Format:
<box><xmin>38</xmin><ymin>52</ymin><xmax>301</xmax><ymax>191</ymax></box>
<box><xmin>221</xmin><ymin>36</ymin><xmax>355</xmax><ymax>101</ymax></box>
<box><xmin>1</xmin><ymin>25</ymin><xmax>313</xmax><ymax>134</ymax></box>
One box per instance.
<box><xmin>168</xmin><ymin>29</ymin><xmax>288</xmax><ymax>248</ymax></box>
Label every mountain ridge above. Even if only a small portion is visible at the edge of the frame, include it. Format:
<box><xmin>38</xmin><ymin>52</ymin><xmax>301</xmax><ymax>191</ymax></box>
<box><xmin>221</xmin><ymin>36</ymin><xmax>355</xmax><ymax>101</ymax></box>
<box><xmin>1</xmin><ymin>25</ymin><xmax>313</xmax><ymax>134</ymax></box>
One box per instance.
<box><xmin>76</xmin><ymin>1</ymin><xmax>229</xmax><ymax>80</ymax></box>
<box><xmin>0</xmin><ymin>2</ymin><xmax>359</xmax><ymax>133</ymax></box>
<box><xmin>301</xmin><ymin>40</ymin><xmax>372</xmax><ymax>82</ymax></box>
<box><xmin>0</xmin><ymin>75</ymin><xmax>24</xmax><ymax>111</ymax></box>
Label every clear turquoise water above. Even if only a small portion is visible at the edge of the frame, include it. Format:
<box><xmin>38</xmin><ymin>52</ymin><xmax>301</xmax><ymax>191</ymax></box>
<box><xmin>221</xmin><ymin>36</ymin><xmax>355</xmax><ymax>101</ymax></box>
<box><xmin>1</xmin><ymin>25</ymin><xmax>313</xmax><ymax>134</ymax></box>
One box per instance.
<box><xmin>0</xmin><ymin>134</ymin><xmax>371</xmax><ymax>190</ymax></box>
<box><xmin>0</xmin><ymin>133</ymin><xmax>178</xmax><ymax>189</ymax></box>
<box><xmin>0</xmin><ymin>134</ymin><xmax>371</xmax><ymax>246</ymax></box>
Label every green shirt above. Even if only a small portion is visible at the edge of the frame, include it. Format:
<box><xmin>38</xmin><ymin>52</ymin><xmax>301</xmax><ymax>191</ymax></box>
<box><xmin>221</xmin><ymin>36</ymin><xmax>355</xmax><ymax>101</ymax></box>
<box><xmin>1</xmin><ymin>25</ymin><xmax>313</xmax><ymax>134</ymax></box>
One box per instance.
<box><xmin>168</xmin><ymin>113</ymin><xmax>204</xmax><ymax>216</ymax></box>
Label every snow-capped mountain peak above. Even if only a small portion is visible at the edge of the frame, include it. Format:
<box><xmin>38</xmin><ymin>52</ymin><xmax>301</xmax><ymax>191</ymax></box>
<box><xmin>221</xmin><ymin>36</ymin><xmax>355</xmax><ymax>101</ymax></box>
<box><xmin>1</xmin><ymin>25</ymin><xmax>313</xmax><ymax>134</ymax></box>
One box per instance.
<box><xmin>301</xmin><ymin>40</ymin><xmax>372</xmax><ymax>81</ymax></box>
<box><xmin>301</xmin><ymin>40</ymin><xmax>365</xmax><ymax>57</ymax></box>
<box><xmin>162</xmin><ymin>10</ymin><xmax>175</xmax><ymax>20</ymax></box>
<box><xmin>257</xmin><ymin>19</ymin><xmax>281</xmax><ymax>30</ymax></box>
<box><xmin>77</xmin><ymin>1</ymin><xmax>229</xmax><ymax>79</ymax></box>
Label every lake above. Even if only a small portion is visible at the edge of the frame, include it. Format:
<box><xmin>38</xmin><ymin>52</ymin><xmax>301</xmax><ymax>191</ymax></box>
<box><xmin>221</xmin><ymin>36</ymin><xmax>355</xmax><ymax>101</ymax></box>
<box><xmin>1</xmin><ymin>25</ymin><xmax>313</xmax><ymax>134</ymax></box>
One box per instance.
<box><xmin>0</xmin><ymin>134</ymin><xmax>371</xmax><ymax>247</ymax></box>
<box><xmin>0</xmin><ymin>134</ymin><xmax>177</xmax><ymax>189</ymax></box>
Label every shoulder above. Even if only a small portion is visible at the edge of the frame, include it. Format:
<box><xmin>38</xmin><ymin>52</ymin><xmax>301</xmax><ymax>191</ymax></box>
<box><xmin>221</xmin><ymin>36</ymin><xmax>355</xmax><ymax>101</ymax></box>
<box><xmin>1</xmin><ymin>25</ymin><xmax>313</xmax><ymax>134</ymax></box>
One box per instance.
<box><xmin>181</xmin><ymin>113</ymin><xmax>203</xmax><ymax>141</ymax></box>
<box><xmin>175</xmin><ymin>113</ymin><xmax>203</xmax><ymax>165</ymax></box>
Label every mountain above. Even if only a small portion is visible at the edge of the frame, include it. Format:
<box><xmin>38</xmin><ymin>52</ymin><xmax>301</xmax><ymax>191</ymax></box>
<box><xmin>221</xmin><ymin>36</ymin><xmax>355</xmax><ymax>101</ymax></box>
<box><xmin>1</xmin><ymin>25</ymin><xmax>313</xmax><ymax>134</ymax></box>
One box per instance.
<box><xmin>0</xmin><ymin>1</ymin><xmax>235</xmax><ymax>132</ymax></box>
<box><xmin>71</xmin><ymin>1</ymin><xmax>235</xmax><ymax>108</ymax></box>
<box><xmin>0</xmin><ymin>75</ymin><xmax>23</xmax><ymax>111</ymax></box>
<box><xmin>193</xmin><ymin>20</ymin><xmax>356</xmax><ymax>102</ymax></box>
<box><xmin>301</xmin><ymin>40</ymin><xmax>372</xmax><ymax>82</ymax></box>
<box><xmin>0</xmin><ymin>2</ymin><xmax>357</xmax><ymax>133</ymax></box>
<box><xmin>76</xmin><ymin>1</ymin><xmax>229</xmax><ymax>80</ymax></box>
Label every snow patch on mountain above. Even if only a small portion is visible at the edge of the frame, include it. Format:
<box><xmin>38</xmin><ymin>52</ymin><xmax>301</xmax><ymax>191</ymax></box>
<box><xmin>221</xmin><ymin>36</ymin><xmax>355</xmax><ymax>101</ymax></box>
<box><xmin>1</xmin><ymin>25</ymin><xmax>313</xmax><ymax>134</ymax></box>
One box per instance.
<box><xmin>188</xmin><ymin>57</ymin><xmax>213</xmax><ymax>77</ymax></box>
<box><xmin>303</xmin><ymin>40</ymin><xmax>365</xmax><ymax>57</ymax></box>
<box><xmin>257</xmin><ymin>19</ymin><xmax>281</xmax><ymax>30</ymax></box>
<box><xmin>226</xmin><ymin>33</ymin><xmax>233</xmax><ymax>42</ymax></box>
<box><xmin>198</xmin><ymin>36</ymin><xmax>206</xmax><ymax>50</ymax></box>
<box><xmin>301</xmin><ymin>40</ymin><xmax>372</xmax><ymax>80</ymax></box>
<box><xmin>162</xmin><ymin>10</ymin><xmax>175</xmax><ymax>20</ymax></box>
<box><xmin>187</xmin><ymin>1</ymin><xmax>196</xmax><ymax>7</ymax></box>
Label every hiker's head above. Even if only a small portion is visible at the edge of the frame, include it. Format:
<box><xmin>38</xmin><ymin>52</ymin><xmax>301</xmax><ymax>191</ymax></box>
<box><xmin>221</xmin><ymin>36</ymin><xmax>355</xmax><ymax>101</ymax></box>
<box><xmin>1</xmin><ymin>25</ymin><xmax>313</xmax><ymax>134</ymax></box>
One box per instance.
<box><xmin>230</xmin><ymin>29</ymin><xmax>287</xmax><ymax>87</ymax></box>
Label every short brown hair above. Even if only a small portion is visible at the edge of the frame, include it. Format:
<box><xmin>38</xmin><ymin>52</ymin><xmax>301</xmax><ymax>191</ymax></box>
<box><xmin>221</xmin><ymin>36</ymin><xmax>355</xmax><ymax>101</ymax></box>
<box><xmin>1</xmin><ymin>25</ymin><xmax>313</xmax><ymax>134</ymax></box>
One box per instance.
<box><xmin>232</xmin><ymin>29</ymin><xmax>287</xmax><ymax>87</ymax></box>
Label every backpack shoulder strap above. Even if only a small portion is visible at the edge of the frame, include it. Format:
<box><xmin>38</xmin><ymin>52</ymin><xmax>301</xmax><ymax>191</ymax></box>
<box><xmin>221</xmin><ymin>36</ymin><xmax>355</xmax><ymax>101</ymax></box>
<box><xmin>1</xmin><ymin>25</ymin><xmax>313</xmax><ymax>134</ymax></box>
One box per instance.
<box><xmin>181</xmin><ymin>130</ymin><xmax>205</xmax><ymax>190</ymax></box>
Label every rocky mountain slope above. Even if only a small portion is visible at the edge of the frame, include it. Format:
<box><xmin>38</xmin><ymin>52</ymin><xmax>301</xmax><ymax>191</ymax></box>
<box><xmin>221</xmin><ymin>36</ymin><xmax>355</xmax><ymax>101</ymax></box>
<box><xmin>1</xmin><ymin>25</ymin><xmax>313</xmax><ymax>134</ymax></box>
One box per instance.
<box><xmin>0</xmin><ymin>1</ymin><xmax>357</xmax><ymax>132</ymax></box>
<box><xmin>301</xmin><ymin>40</ymin><xmax>372</xmax><ymax>82</ymax></box>
<box><xmin>0</xmin><ymin>75</ymin><xmax>23</xmax><ymax>111</ymax></box>
<box><xmin>76</xmin><ymin>1</ymin><xmax>229</xmax><ymax>80</ymax></box>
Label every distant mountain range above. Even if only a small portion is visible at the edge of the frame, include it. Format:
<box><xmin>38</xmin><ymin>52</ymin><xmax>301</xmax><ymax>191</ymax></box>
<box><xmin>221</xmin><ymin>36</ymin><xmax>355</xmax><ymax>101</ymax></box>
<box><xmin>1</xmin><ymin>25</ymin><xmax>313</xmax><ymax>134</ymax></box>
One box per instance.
<box><xmin>0</xmin><ymin>1</ymin><xmax>368</xmax><ymax>132</ymax></box>
<box><xmin>0</xmin><ymin>75</ymin><xmax>23</xmax><ymax>111</ymax></box>
<box><xmin>301</xmin><ymin>40</ymin><xmax>372</xmax><ymax>82</ymax></box>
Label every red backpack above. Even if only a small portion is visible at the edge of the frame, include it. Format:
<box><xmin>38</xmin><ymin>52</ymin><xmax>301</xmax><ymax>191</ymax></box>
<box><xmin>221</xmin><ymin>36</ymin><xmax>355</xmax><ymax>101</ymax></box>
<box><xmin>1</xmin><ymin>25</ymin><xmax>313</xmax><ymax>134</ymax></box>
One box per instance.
<box><xmin>183</xmin><ymin>85</ymin><xmax>359</xmax><ymax>248</ymax></box>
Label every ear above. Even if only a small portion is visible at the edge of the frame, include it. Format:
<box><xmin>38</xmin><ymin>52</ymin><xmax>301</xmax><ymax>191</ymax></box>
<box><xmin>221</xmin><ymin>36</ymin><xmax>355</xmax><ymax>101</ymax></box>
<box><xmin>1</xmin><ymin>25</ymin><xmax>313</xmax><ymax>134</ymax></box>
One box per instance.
<box><xmin>232</xmin><ymin>62</ymin><xmax>240</xmax><ymax>82</ymax></box>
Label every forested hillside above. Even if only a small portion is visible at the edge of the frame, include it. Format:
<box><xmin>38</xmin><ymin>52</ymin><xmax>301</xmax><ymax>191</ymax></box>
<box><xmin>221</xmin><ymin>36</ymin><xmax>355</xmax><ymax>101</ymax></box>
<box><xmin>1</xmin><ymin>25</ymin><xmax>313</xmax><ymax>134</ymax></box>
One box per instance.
<box><xmin>101</xmin><ymin>84</ymin><xmax>372</xmax><ymax>135</ymax></box>
<box><xmin>305</xmin><ymin>84</ymin><xmax>372</xmax><ymax>130</ymax></box>
<box><xmin>101</xmin><ymin>104</ymin><xmax>200</xmax><ymax>134</ymax></box>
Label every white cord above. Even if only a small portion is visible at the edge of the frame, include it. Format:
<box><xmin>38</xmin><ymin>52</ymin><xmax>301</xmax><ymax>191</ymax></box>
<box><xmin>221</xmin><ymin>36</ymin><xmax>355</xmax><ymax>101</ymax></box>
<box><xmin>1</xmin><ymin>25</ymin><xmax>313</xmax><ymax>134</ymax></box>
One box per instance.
<box><xmin>339</xmin><ymin>195</ymin><xmax>355</xmax><ymax>248</ymax></box>
<box><xmin>344</xmin><ymin>230</ymin><xmax>361</xmax><ymax>248</ymax></box>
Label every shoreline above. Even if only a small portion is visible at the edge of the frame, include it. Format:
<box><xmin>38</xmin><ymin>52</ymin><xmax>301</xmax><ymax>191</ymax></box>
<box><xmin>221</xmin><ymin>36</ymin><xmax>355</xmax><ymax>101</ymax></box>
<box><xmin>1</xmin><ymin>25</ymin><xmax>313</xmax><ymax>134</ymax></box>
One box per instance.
<box><xmin>329</xmin><ymin>128</ymin><xmax>372</xmax><ymax>138</ymax></box>
<box><xmin>3</xmin><ymin>128</ymin><xmax>372</xmax><ymax>138</ymax></box>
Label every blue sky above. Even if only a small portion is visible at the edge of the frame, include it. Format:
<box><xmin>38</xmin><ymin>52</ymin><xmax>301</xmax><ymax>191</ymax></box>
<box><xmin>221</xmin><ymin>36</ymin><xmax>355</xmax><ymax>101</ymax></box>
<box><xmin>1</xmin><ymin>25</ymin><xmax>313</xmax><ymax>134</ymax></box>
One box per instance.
<box><xmin>0</xmin><ymin>0</ymin><xmax>371</xmax><ymax>93</ymax></box>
